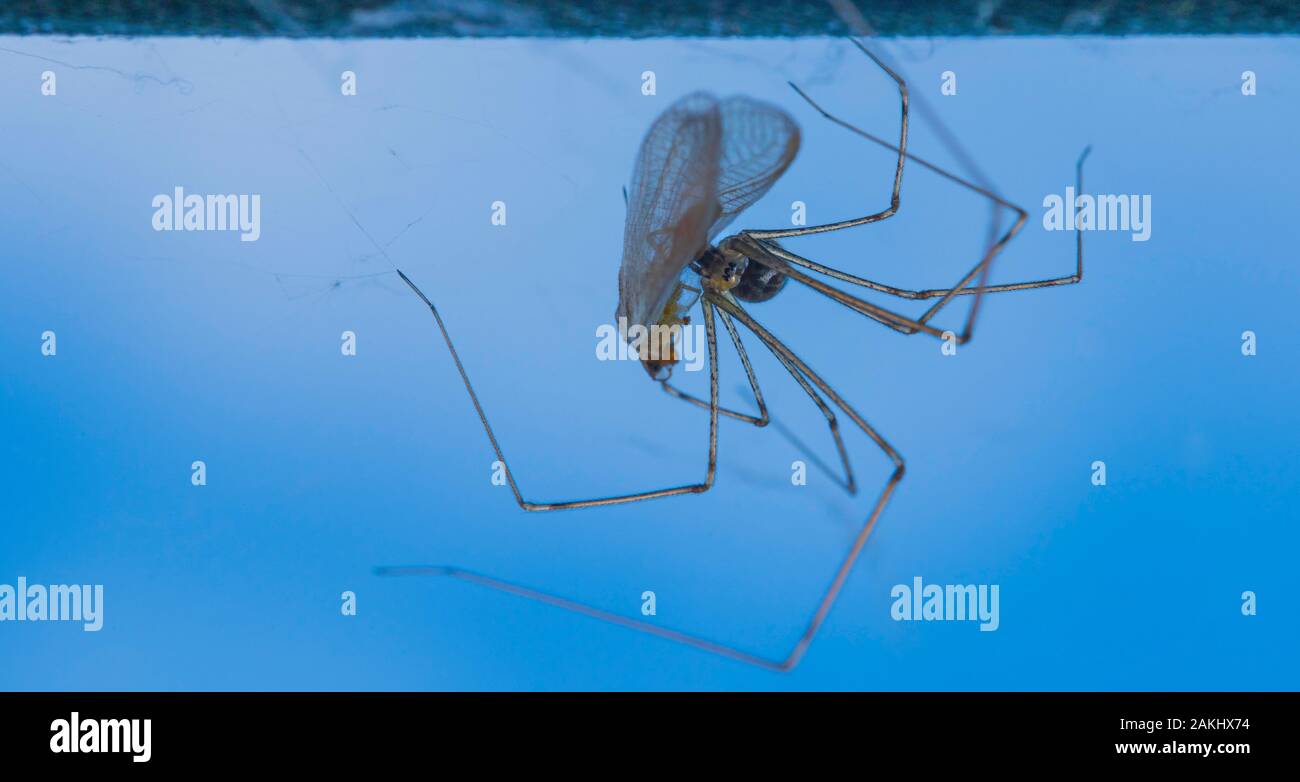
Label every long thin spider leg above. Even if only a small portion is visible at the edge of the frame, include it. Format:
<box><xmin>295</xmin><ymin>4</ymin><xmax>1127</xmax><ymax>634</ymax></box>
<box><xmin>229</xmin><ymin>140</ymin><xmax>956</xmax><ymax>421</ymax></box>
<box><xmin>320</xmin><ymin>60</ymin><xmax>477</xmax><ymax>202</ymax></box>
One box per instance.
<box><xmin>767</xmin><ymin>354</ymin><xmax>857</xmax><ymax>495</ymax></box>
<box><xmin>728</xmin><ymin>144</ymin><xmax>1087</xmax><ymax>343</ymax></box>
<box><xmin>751</xmin><ymin>146</ymin><xmax>1090</xmax><ymax>302</ymax></box>
<box><xmin>915</xmin><ymin>143</ymin><xmax>1084</xmax><ymax>301</ymax></box>
<box><xmin>753</xmin><ymin>205</ymin><xmax>1024</xmax><ymax>347</ymax></box>
<box><xmin>712</xmin><ymin>42</ymin><xmax>1021</xmax><ymax>342</ymax></box>
<box><xmin>731</xmin><ymin>243</ymin><xmax>949</xmax><ymax>338</ymax></box>
<box><xmin>378</xmin><ymin>298</ymin><xmax>793</xmax><ymax>671</ymax></box>
<box><xmin>706</xmin><ymin>296</ymin><xmax>900</xmax><ymax>470</ymax></box>
<box><xmin>665</xmin><ymin>299</ymin><xmax>855</xmax><ymax>494</ymax></box>
<box><xmin>743</xmin><ymin>37</ymin><xmax>908</xmax><ymax>241</ymax></box>
<box><xmin>825</xmin><ymin>9</ymin><xmax>1008</xmax><ymax>249</ymax></box>
<box><xmin>396</xmin><ymin>269</ymin><xmax>719</xmax><ymax>511</ymax></box>
<box><xmin>379</xmin><ymin>296</ymin><xmax>902</xmax><ymax>672</ymax></box>
<box><xmin>732</xmin><ymin>294</ymin><xmax>856</xmax><ymax>495</ymax></box>
<box><xmin>711</xmin><ymin>294</ymin><xmax>903</xmax><ymax>669</ymax></box>
<box><xmin>661</xmin><ymin>306</ymin><xmax>769</xmax><ymax>427</ymax></box>
<box><xmin>768</xmin><ymin>415</ymin><xmax>851</xmax><ymax>492</ymax></box>
<box><xmin>736</xmin><ymin>83</ymin><xmax>1090</xmax><ymax>341</ymax></box>
<box><xmin>375</xmin><ymin>564</ymin><xmax>783</xmax><ymax>671</ymax></box>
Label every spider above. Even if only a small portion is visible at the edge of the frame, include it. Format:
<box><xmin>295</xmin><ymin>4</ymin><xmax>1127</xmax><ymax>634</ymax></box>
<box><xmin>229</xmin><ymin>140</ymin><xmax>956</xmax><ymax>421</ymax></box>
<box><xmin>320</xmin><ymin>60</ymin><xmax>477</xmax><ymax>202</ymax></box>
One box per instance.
<box><xmin>381</xmin><ymin>38</ymin><xmax>1090</xmax><ymax>672</ymax></box>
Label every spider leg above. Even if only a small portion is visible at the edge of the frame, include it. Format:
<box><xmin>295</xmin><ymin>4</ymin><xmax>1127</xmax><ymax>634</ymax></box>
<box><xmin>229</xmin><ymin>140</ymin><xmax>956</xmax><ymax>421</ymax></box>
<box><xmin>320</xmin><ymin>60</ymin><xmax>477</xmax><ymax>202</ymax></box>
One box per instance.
<box><xmin>661</xmin><ymin>295</ymin><xmax>857</xmax><ymax>494</ymax></box>
<box><xmin>736</xmin><ymin>75</ymin><xmax>1091</xmax><ymax>344</ymax></box>
<box><xmin>734</xmin><ymin>239</ymin><xmax>951</xmax><ymax>338</ymax></box>
<box><xmin>745</xmin><ymin>37</ymin><xmax>908</xmax><ymax>242</ymax></box>
<box><xmin>382</xmin><ymin>293</ymin><xmax>903</xmax><ymax>671</ymax></box>
<box><xmin>752</xmin><ymin>142</ymin><xmax>1090</xmax><ymax>303</ymax></box>
<box><xmin>660</xmin><ymin>305</ymin><xmax>769</xmax><ymax>427</ymax></box>
<box><xmin>712</xmin><ymin>294</ymin><xmax>903</xmax><ymax>668</ymax></box>
<box><xmin>396</xmin><ymin>269</ymin><xmax>719</xmax><ymax>510</ymax></box>
<box><xmin>726</xmin><ymin>292</ymin><xmax>857</xmax><ymax>495</ymax></box>
<box><xmin>376</xmin><ymin>563</ymin><xmax>786</xmax><ymax>670</ymax></box>
<box><xmin>767</xmin><ymin>350</ymin><xmax>858</xmax><ymax>495</ymax></box>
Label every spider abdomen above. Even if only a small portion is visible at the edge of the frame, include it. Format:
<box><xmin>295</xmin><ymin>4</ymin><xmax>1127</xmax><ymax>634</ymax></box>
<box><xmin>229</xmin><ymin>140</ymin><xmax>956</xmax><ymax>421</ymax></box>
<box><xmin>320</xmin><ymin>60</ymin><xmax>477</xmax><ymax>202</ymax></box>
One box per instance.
<box><xmin>733</xmin><ymin>257</ymin><xmax>787</xmax><ymax>303</ymax></box>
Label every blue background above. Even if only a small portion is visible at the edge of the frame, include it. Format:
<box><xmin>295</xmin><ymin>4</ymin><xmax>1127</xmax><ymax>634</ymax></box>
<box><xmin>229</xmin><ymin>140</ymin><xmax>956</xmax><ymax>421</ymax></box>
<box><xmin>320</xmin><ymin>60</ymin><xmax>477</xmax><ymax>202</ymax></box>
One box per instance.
<box><xmin>1</xmin><ymin>35</ymin><xmax>1296</xmax><ymax>690</ymax></box>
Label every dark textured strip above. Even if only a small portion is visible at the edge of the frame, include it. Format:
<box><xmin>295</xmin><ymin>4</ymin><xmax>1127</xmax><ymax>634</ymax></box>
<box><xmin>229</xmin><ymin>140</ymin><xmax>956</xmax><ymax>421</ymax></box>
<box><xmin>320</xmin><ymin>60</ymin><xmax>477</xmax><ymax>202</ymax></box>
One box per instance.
<box><xmin>3</xmin><ymin>0</ymin><xmax>1299</xmax><ymax>38</ymax></box>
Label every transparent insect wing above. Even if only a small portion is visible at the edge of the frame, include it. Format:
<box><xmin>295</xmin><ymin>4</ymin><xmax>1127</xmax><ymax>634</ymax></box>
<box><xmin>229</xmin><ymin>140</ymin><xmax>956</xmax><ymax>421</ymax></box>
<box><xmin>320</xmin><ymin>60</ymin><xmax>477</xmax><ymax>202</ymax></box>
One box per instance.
<box><xmin>616</xmin><ymin>92</ymin><xmax>723</xmax><ymax>333</ymax></box>
<box><xmin>708</xmin><ymin>95</ymin><xmax>801</xmax><ymax>241</ymax></box>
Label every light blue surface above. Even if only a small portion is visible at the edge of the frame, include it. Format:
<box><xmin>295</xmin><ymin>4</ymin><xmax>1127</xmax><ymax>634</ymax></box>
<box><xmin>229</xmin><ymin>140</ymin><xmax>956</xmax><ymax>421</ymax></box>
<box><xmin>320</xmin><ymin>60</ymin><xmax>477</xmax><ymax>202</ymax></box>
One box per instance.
<box><xmin>1</xmin><ymin>35</ymin><xmax>1296</xmax><ymax>690</ymax></box>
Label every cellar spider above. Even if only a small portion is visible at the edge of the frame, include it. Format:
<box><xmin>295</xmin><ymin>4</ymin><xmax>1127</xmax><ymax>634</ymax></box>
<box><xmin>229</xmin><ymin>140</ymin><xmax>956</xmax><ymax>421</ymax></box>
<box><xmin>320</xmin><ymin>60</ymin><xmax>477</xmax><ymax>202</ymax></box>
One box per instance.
<box><xmin>380</xmin><ymin>38</ymin><xmax>1090</xmax><ymax>672</ymax></box>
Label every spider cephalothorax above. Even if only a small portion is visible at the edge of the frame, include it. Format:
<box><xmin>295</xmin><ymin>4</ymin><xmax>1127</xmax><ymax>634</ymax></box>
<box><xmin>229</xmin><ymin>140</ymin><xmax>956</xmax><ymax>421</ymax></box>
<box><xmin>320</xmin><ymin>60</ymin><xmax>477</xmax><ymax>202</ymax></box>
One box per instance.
<box><xmin>695</xmin><ymin>244</ymin><xmax>746</xmax><ymax>293</ymax></box>
<box><xmin>697</xmin><ymin>240</ymin><xmax>788</xmax><ymax>303</ymax></box>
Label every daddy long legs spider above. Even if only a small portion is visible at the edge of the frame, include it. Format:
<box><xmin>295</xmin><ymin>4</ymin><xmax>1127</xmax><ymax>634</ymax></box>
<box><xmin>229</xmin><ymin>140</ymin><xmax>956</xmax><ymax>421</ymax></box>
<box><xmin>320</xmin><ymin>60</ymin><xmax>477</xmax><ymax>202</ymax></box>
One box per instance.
<box><xmin>380</xmin><ymin>38</ymin><xmax>1090</xmax><ymax>672</ymax></box>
